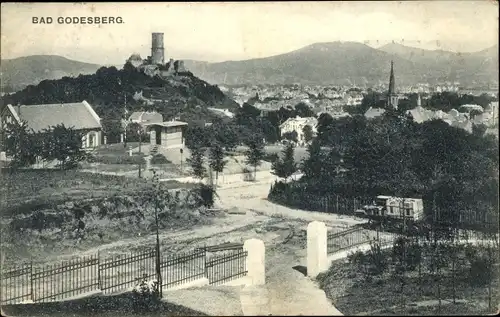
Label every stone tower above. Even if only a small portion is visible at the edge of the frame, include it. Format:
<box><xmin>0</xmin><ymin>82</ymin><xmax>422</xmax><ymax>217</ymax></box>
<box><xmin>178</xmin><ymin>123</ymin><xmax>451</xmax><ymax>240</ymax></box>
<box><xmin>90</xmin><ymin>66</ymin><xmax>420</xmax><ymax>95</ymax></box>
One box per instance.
<box><xmin>151</xmin><ymin>33</ymin><xmax>165</xmax><ymax>65</ymax></box>
<box><xmin>387</xmin><ymin>60</ymin><xmax>399</xmax><ymax>110</ymax></box>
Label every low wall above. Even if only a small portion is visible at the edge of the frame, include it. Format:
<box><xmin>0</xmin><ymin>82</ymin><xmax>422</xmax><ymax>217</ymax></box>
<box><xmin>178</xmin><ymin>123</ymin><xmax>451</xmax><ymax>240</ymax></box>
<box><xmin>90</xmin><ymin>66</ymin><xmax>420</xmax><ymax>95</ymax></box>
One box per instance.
<box><xmin>165</xmin><ymin>278</ymin><xmax>209</xmax><ymax>291</ymax></box>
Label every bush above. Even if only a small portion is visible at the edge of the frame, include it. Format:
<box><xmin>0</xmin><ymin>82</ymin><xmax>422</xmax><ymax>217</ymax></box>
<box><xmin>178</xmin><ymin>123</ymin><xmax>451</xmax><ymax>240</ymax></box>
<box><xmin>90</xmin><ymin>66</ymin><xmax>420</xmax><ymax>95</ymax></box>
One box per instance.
<box><xmin>189</xmin><ymin>184</ymin><xmax>217</xmax><ymax>208</ymax></box>
<box><xmin>366</xmin><ymin>241</ymin><xmax>388</xmax><ymax>275</ymax></box>
<box><xmin>392</xmin><ymin>236</ymin><xmax>422</xmax><ymax>272</ymax></box>
<box><xmin>150</xmin><ymin>153</ymin><xmax>171</xmax><ymax>165</ymax></box>
<box><xmin>132</xmin><ymin>274</ymin><xmax>160</xmax><ymax>312</ymax></box>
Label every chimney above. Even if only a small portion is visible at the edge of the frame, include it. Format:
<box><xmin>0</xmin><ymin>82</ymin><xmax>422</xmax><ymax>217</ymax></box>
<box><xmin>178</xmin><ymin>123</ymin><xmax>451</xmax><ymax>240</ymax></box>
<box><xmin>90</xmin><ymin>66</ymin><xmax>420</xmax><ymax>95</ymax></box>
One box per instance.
<box><xmin>17</xmin><ymin>104</ymin><xmax>21</xmax><ymax>117</ymax></box>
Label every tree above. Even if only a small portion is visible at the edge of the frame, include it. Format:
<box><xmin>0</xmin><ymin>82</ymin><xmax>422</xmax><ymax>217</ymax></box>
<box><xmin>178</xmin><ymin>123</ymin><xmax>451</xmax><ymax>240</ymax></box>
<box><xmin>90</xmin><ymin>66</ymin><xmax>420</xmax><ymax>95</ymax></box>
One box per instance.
<box><xmin>235</xmin><ymin>103</ymin><xmax>261</xmax><ymax>126</ymax></box>
<box><xmin>302</xmin><ymin>125</ymin><xmax>314</xmax><ymax>144</ymax></box>
<box><xmin>295</xmin><ymin>102</ymin><xmax>315</xmax><ymax>118</ymax></box>
<box><xmin>4</xmin><ymin>120</ymin><xmax>40</xmax><ymax>168</ymax></box>
<box><xmin>44</xmin><ymin>124</ymin><xmax>87</xmax><ymax>169</ymax></box>
<box><xmin>140</xmin><ymin>170</ymin><xmax>175</xmax><ymax>298</ymax></box>
<box><xmin>185</xmin><ymin>125</ymin><xmax>210</xmax><ymax>150</ymax></box>
<box><xmin>208</xmin><ymin>142</ymin><xmax>227</xmax><ymax>186</ymax></box>
<box><xmin>212</xmin><ymin>121</ymin><xmax>239</xmax><ymax>152</ymax></box>
<box><xmin>258</xmin><ymin>117</ymin><xmax>280</xmax><ymax>144</ymax></box>
<box><xmin>301</xmin><ymin>138</ymin><xmax>323</xmax><ymax>179</ymax></box>
<box><xmin>186</xmin><ymin>147</ymin><xmax>206</xmax><ymax>180</ymax></box>
<box><xmin>244</xmin><ymin>136</ymin><xmax>265</xmax><ymax>180</ymax></box>
<box><xmin>271</xmin><ymin>143</ymin><xmax>297</xmax><ymax>180</ymax></box>
<box><xmin>472</xmin><ymin>123</ymin><xmax>487</xmax><ymax>138</ymax></box>
<box><xmin>316</xmin><ymin>113</ymin><xmax>335</xmax><ymax>145</ymax></box>
<box><xmin>126</xmin><ymin>122</ymin><xmax>148</xmax><ymax>143</ymax></box>
<box><xmin>282</xmin><ymin>131</ymin><xmax>298</xmax><ymax>143</ymax></box>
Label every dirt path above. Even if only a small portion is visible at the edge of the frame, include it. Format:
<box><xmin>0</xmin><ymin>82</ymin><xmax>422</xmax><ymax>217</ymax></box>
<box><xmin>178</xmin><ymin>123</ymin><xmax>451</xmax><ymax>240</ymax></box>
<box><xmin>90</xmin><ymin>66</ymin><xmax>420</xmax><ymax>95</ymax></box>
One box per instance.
<box><xmin>20</xmin><ymin>178</ymin><xmax>354</xmax><ymax>315</ymax></box>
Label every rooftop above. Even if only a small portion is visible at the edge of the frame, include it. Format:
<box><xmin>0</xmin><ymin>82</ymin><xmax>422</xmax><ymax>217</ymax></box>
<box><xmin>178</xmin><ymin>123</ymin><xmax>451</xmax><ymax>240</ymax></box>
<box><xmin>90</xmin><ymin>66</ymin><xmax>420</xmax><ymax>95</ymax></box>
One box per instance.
<box><xmin>7</xmin><ymin>100</ymin><xmax>101</xmax><ymax>132</ymax></box>
<box><xmin>145</xmin><ymin>121</ymin><xmax>188</xmax><ymax>128</ymax></box>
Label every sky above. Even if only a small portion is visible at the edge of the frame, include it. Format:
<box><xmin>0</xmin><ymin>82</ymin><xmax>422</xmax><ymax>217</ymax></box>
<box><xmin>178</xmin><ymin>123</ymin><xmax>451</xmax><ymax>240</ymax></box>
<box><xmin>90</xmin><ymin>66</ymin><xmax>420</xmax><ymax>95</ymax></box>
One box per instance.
<box><xmin>1</xmin><ymin>1</ymin><xmax>498</xmax><ymax>65</ymax></box>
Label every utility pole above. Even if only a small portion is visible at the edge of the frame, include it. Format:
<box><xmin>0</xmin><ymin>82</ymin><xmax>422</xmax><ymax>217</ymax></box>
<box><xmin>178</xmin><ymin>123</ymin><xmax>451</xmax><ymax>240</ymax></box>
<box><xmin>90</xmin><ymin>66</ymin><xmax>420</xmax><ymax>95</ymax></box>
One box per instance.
<box><xmin>123</xmin><ymin>93</ymin><xmax>128</xmax><ymax>146</ymax></box>
<box><xmin>138</xmin><ymin>128</ymin><xmax>142</xmax><ymax>178</ymax></box>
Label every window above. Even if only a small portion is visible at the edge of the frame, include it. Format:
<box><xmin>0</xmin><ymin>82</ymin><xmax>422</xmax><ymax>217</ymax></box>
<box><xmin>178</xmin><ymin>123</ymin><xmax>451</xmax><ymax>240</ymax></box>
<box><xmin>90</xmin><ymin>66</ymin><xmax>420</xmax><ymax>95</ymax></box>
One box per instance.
<box><xmin>88</xmin><ymin>133</ymin><xmax>96</xmax><ymax>147</ymax></box>
<box><xmin>406</xmin><ymin>209</ymin><xmax>411</xmax><ymax>216</ymax></box>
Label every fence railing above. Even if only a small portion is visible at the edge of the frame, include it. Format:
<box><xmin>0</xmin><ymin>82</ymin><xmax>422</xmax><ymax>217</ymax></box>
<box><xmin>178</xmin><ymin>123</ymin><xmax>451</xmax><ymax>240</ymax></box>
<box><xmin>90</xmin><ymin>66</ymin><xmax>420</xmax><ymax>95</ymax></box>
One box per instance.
<box><xmin>206</xmin><ymin>249</ymin><xmax>248</xmax><ymax>286</ymax></box>
<box><xmin>99</xmin><ymin>250</ymin><xmax>157</xmax><ymax>295</ymax></box>
<box><xmin>1</xmin><ymin>246</ymin><xmax>247</xmax><ymax>305</ymax></box>
<box><xmin>327</xmin><ymin>226</ymin><xmax>379</xmax><ymax>254</ymax></box>
<box><xmin>1</xmin><ymin>264</ymin><xmax>32</xmax><ymax>304</ymax></box>
<box><xmin>32</xmin><ymin>254</ymin><xmax>99</xmax><ymax>303</ymax></box>
<box><xmin>161</xmin><ymin>249</ymin><xmax>206</xmax><ymax>289</ymax></box>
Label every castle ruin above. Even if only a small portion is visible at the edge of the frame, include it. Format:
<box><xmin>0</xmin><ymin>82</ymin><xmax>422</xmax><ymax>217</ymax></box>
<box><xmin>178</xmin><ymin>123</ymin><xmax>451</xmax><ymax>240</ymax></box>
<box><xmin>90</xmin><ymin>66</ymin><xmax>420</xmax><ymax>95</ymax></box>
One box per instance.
<box><xmin>125</xmin><ymin>32</ymin><xmax>188</xmax><ymax>77</ymax></box>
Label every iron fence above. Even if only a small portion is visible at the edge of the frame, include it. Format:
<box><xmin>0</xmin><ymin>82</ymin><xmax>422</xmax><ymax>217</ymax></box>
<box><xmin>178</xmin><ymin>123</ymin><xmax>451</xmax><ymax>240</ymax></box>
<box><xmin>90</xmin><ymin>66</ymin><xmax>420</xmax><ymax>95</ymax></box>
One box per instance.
<box><xmin>1</xmin><ymin>264</ymin><xmax>32</xmax><ymax>305</ymax></box>
<box><xmin>2</xmin><ymin>245</ymin><xmax>247</xmax><ymax>305</ymax></box>
<box><xmin>32</xmin><ymin>255</ymin><xmax>99</xmax><ymax>303</ymax></box>
<box><xmin>206</xmin><ymin>249</ymin><xmax>248</xmax><ymax>286</ymax></box>
<box><xmin>327</xmin><ymin>226</ymin><xmax>378</xmax><ymax>254</ymax></box>
<box><xmin>99</xmin><ymin>249</ymin><xmax>157</xmax><ymax>295</ymax></box>
<box><xmin>161</xmin><ymin>249</ymin><xmax>206</xmax><ymax>289</ymax></box>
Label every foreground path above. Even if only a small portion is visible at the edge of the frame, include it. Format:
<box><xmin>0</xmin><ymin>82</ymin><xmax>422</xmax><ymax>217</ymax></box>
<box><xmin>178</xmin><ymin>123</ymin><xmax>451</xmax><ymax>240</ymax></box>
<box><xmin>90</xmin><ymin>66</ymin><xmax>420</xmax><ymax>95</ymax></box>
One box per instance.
<box><xmin>239</xmin><ymin>250</ymin><xmax>343</xmax><ymax>316</ymax></box>
<box><xmin>216</xmin><ymin>182</ymin><xmax>344</xmax><ymax>315</ymax></box>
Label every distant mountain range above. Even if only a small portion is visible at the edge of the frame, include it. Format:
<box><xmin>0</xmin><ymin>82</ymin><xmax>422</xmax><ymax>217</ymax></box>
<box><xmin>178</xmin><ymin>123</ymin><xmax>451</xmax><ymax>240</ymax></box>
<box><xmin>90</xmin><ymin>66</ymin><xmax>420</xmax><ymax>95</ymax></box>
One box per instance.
<box><xmin>1</xmin><ymin>55</ymin><xmax>103</xmax><ymax>92</ymax></box>
<box><xmin>1</xmin><ymin>43</ymin><xmax>498</xmax><ymax>90</ymax></box>
<box><xmin>185</xmin><ymin>42</ymin><xmax>498</xmax><ymax>86</ymax></box>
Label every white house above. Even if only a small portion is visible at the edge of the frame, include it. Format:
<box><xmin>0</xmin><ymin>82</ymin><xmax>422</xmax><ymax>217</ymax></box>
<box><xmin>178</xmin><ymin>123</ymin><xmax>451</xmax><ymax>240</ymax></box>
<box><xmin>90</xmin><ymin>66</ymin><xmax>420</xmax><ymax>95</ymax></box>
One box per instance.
<box><xmin>279</xmin><ymin>116</ymin><xmax>318</xmax><ymax>145</ymax></box>
<box><xmin>1</xmin><ymin>100</ymin><xmax>103</xmax><ymax>149</ymax></box>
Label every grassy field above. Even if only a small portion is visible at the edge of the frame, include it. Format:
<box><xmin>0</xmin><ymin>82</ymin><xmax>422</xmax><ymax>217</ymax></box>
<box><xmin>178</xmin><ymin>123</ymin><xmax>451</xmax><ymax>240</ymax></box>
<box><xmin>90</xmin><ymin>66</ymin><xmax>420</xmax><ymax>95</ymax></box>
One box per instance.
<box><xmin>1</xmin><ymin>169</ymin><xmax>150</xmax><ymax>217</ymax></box>
<box><xmin>317</xmin><ymin>244</ymin><xmax>499</xmax><ymax>316</ymax></box>
<box><xmin>0</xmin><ymin>168</ymin><xmax>205</xmax><ymax>263</ymax></box>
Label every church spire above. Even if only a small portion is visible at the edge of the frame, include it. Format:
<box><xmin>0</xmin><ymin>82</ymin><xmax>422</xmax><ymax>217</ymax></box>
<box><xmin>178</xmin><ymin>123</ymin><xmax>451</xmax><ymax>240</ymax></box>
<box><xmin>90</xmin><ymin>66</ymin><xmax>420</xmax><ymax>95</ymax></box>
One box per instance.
<box><xmin>387</xmin><ymin>60</ymin><xmax>399</xmax><ymax>109</ymax></box>
<box><xmin>388</xmin><ymin>60</ymin><xmax>395</xmax><ymax>95</ymax></box>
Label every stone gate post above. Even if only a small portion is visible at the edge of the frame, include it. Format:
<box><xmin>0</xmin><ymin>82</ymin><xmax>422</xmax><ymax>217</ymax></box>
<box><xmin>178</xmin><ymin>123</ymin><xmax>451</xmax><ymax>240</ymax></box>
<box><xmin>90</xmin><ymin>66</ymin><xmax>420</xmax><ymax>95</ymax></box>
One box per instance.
<box><xmin>243</xmin><ymin>238</ymin><xmax>266</xmax><ymax>285</ymax></box>
<box><xmin>307</xmin><ymin>221</ymin><xmax>328</xmax><ymax>277</ymax></box>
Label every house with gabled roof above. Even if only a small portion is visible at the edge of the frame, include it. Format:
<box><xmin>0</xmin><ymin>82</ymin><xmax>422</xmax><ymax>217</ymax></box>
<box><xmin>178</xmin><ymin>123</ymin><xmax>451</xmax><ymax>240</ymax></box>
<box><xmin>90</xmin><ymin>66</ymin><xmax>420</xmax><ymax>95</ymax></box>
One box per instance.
<box><xmin>128</xmin><ymin>111</ymin><xmax>163</xmax><ymax>126</ymax></box>
<box><xmin>1</xmin><ymin>100</ymin><xmax>103</xmax><ymax>149</ymax></box>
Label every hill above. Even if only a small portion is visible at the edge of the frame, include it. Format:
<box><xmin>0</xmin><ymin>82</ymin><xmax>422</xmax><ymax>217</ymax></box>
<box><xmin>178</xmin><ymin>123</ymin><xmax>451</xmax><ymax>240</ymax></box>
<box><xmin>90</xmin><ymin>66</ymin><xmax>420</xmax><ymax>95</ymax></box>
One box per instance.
<box><xmin>185</xmin><ymin>42</ymin><xmax>498</xmax><ymax>86</ymax></box>
<box><xmin>2</xmin><ymin>43</ymin><xmax>497</xmax><ymax>89</ymax></box>
<box><xmin>379</xmin><ymin>43</ymin><xmax>498</xmax><ymax>85</ymax></box>
<box><xmin>1</xmin><ymin>55</ymin><xmax>102</xmax><ymax>92</ymax></box>
<box><xmin>0</xmin><ymin>64</ymin><xmax>239</xmax><ymax>142</ymax></box>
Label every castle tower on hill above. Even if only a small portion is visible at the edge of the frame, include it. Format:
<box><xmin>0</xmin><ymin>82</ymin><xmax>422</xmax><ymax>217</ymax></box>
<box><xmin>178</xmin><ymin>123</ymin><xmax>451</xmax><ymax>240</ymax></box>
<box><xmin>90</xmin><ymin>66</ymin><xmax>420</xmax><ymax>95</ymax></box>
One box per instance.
<box><xmin>387</xmin><ymin>60</ymin><xmax>399</xmax><ymax>110</ymax></box>
<box><xmin>151</xmin><ymin>32</ymin><xmax>165</xmax><ymax>65</ymax></box>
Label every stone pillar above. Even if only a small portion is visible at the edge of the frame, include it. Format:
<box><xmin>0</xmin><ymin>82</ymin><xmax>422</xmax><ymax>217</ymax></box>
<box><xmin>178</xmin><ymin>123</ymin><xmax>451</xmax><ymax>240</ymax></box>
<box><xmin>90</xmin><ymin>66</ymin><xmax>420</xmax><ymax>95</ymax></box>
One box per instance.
<box><xmin>244</xmin><ymin>238</ymin><xmax>265</xmax><ymax>285</ymax></box>
<box><xmin>307</xmin><ymin>221</ymin><xmax>328</xmax><ymax>278</ymax></box>
<box><xmin>103</xmin><ymin>135</ymin><xmax>107</xmax><ymax>145</ymax></box>
<box><xmin>120</xmin><ymin>133</ymin><xmax>124</xmax><ymax>143</ymax></box>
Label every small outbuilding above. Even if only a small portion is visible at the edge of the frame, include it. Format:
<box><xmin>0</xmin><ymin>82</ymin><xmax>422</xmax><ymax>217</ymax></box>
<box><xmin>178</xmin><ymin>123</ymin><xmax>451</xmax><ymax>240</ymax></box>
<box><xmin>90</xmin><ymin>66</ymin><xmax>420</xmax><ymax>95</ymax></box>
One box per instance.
<box><xmin>145</xmin><ymin>121</ymin><xmax>188</xmax><ymax>149</ymax></box>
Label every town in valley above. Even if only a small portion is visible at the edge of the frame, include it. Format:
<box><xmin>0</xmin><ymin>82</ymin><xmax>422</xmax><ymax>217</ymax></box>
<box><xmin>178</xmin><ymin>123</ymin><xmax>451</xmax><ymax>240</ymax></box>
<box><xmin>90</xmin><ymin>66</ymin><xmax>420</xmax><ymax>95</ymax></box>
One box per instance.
<box><xmin>0</xmin><ymin>2</ymin><xmax>498</xmax><ymax>317</ymax></box>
